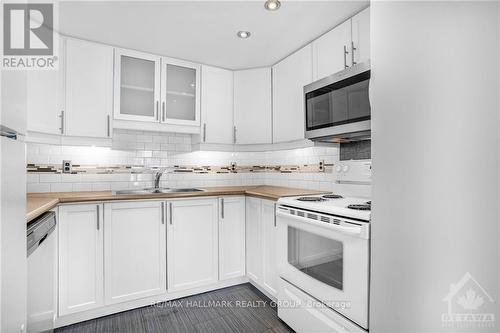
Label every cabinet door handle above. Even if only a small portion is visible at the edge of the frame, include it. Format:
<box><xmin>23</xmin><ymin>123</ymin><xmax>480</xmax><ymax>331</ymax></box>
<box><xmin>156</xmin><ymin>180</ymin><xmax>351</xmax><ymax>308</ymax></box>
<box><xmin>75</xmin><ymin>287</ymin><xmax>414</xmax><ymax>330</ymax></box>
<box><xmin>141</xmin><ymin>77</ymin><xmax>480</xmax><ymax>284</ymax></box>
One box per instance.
<box><xmin>156</xmin><ymin>101</ymin><xmax>159</xmax><ymax>121</ymax></box>
<box><xmin>169</xmin><ymin>202</ymin><xmax>173</xmax><ymax>225</ymax></box>
<box><xmin>96</xmin><ymin>204</ymin><xmax>100</xmax><ymax>230</ymax></box>
<box><xmin>221</xmin><ymin>198</ymin><xmax>225</xmax><ymax>219</ymax></box>
<box><xmin>343</xmin><ymin>45</ymin><xmax>349</xmax><ymax>69</ymax></box>
<box><xmin>351</xmin><ymin>41</ymin><xmax>357</xmax><ymax>66</ymax></box>
<box><xmin>59</xmin><ymin>110</ymin><xmax>65</xmax><ymax>134</ymax></box>
<box><xmin>273</xmin><ymin>203</ymin><xmax>277</xmax><ymax>227</ymax></box>
<box><xmin>233</xmin><ymin>126</ymin><xmax>237</xmax><ymax>144</ymax></box>
<box><xmin>161</xmin><ymin>202</ymin><xmax>165</xmax><ymax>224</ymax></box>
<box><xmin>107</xmin><ymin>115</ymin><xmax>110</xmax><ymax>137</ymax></box>
<box><xmin>162</xmin><ymin>101</ymin><xmax>166</xmax><ymax>122</ymax></box>
<box><xmin>203</xmin><ymin>123</ymin><xmax>207</xmax><ymax>142</ymax></box>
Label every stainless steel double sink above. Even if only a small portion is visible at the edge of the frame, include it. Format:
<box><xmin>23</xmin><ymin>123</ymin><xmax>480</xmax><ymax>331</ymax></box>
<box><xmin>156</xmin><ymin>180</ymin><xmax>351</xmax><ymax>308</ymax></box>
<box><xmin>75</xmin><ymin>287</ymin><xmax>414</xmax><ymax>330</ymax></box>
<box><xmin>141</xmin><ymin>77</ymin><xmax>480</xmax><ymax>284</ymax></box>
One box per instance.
<box><xmin>113</xmin><ymin>188</ymin><xmax>205</xmax><ymax>195</ymax></box>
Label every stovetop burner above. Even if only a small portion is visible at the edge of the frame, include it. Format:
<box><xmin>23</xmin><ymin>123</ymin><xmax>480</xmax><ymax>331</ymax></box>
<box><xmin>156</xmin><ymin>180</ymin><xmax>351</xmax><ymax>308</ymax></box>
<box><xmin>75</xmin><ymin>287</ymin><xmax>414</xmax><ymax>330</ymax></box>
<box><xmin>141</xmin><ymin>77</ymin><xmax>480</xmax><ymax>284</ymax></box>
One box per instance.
<box><xmin>322</xmin><ymin>194</ymin><xmax>343</xmax><ymax>199</ymax></box>
<box><xmin>297</xmin><ymin>197</ymin><xmax>326</xmax><ymax>202</ymax></box>
<box><xmin>347</xmin><ymin>203</ymin><xmax>371</xmax><ymax>211</ymax></box>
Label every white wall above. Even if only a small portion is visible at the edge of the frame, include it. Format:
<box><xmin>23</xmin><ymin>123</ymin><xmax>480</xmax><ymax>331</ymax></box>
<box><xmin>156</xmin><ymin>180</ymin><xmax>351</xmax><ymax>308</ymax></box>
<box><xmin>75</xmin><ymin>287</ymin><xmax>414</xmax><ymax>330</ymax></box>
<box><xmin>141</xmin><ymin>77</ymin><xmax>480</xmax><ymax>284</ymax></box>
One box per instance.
<box><xmin>370</xmin><ymin>2</ymin><xmax>500</xmax><ymax>332</ymax></box>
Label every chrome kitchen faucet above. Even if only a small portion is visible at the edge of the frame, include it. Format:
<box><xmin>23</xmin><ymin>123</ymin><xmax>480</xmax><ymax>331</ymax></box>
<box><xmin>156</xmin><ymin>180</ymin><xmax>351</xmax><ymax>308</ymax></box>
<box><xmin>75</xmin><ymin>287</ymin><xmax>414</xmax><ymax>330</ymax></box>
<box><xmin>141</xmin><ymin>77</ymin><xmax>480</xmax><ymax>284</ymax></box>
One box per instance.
<box><xmin>153</xmin><ymin>167</ymin><xmax>170</xmax><ymax>189</ymax></box>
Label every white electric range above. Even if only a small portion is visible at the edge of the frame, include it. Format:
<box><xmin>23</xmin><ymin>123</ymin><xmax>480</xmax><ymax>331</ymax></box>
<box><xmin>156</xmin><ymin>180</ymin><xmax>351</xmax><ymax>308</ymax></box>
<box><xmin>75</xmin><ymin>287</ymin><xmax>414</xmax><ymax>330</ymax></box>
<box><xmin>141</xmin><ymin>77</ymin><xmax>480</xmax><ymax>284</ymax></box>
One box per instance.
<box><xmin>275</xmin><ymin>194</ymin><xmax>371</xmax><ymax>333</ymax></box>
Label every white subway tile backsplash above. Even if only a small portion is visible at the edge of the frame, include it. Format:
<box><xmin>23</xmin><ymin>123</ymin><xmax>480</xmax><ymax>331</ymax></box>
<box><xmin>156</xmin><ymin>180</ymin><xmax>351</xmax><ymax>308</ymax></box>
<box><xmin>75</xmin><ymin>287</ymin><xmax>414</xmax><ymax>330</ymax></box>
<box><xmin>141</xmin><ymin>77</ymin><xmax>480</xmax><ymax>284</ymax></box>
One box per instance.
<box><xmin>27</xmin><ymin>174</ymin><xmax>39</xmax><ymax>183</ymax></box>
<box><xmin>137</xmin><ymin>150</ymin><xmax>152</xmax><ymax>158</ymax></box>
<box><xmin>30</xmin><ymin>155</ymin><xmax>50</xmax><ymax>164</ymax></box>
<box><xmin>61</xmin><ymin>174</ymin><xmax>82</xmax><ymax>183</ymax></box>
<box><xmin>110</xmin><ymin>182</ymin><xmax>130</xmax><ymax>191</ymax></box>
<box><xmin>135</xmin><ymin>174</ymin><xmax>153</xmax><ymax>182</ymax></box>
<box><xmin>80</xmin><ymin>174</ymin><xmax>102</xmax><ymax>183</ymax></box>
<box><xmin>175</xmin><ymin>144</ymin><xmax>191</xmax><ymax>152</ymax></box>
<box><xmin>27</xmin><ymin>144</ymin><xmax>39</xmax><ymax>155</ymax></box>
<box><xmin>39</xmin><ymin>145</ymin><xmax>61</xmax><ymax>155</ymax></box>
<box><xmin>137</xmin><ymin>134</ymin><xmax>153</xmax><ymax>143</ymax></box>
<box><xmin>91</xmin><ymin>183</ymin><xmax>111</xmax><ymax>191</ymax></box>
<box><xmin>72</xmin><ymin>183</ymin><xmax>92</xmax><ymax>192</ymax></box>
<box><xmin>27</xmin><ymin>183</ymin><xmax>50</xmax><ymax>193</ymax></box>
<box><xmin>26</xmin><ymin>129</ymin><xmax>370</xmax><ymax>196</ymax></box>
<box><xmin>50</xmin><ymin>183</ymin><xmax>73</xmax><ymax>192</ymax></box>
<box><xmin>169</xmin><ymin>136</ymin><xmax>183</xmax><ymax>144</ymax></box>
<box><xmin>145</xmin><ymin>143</ymin><xmax>161</xmax><ymax>151</ymax></box>
<box><xmin>152</xmin><ymin>135</ymin><xmax>168</xmax><ymax>144</ymax></box>
<box><xmin>39</xmin><ymin>174</ymin><xmax>61</xmax><ymax>183</ymax></box>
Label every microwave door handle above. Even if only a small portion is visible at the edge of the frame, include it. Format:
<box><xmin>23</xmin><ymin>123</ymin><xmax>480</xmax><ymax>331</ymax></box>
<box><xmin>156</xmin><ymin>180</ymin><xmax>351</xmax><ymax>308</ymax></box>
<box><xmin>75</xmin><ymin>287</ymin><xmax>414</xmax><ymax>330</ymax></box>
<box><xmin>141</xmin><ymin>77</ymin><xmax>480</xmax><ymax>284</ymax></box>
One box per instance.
<box><xmin>276</xmin><ymin>210</ymin><xmax>362</xmax><ymax>236</ymax></box>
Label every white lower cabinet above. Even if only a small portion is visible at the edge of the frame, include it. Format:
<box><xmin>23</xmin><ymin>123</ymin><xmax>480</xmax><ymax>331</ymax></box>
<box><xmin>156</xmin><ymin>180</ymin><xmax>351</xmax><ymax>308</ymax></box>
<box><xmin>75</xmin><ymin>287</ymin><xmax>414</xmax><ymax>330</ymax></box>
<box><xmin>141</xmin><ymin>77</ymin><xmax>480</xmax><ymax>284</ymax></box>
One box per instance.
<box><xmin>261</xmin><ymin>199</ymin><xmax>278</xmax><ymax>297</ymax></box>
<box><xmin>56</xmin><ymin>196</ymin><xmax>261</xmax><ymax>322</ymax></box>
<box><xmin>167</xmin><ymin>198</ymin><xmax>219</xmax><ymax>292</ymax></box>
<box><xmin>245</xmin><ymin>197</ymin><xmax>278</xmax><ymax>298</ymax></box>
<box><xmin>103</xmin><ymin>201</ymin><xmax>166</xmax><ymax>304</ymax></box>
<box><xmin>58</xmin><ymin>204</ymin><xmax>104</xmax><ymax>315</ymax></box>
<box><xmin>218</xmin><ymin>197</ymin><xmax>246</xmax><ymax>280</ymax></box>
<box><xmin>246</xmin><ymin>197</ymin><xmax>262</xmax><ymax>283</ymax></box>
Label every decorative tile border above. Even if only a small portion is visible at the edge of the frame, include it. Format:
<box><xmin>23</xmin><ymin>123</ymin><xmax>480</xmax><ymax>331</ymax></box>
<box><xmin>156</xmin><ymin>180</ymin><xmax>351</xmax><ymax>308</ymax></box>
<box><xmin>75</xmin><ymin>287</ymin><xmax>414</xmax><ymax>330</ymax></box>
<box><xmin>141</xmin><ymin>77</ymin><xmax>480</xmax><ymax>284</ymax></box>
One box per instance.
<box><xmin>27</xmin><ymin>162</ymin><xmax>333</xmax><ymax>174</ymax></box>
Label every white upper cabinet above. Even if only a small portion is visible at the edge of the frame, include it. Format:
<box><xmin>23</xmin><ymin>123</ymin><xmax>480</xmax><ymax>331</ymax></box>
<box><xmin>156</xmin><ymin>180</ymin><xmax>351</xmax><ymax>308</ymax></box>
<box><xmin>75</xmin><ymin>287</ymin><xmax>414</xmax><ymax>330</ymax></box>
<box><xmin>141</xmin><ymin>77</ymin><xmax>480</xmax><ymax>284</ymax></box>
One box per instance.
<box><xmin>2</xmin><ymin>71</ymin><xmax>27</xmax><ymax>135</ymax></box>
<box><xmin>27</xmin><ymin>67</ymin><xmax>61</xmax><ymax>135</ymax></box>
<box><xmin>233</xmin><ymin>68</ymin><xmax>272</xmax><ymax>144</ymax></box>
<box><xmin>161</xmin><ymin>57</ymin><xmax>201</xmax><ymax>126</ymax></box>
<box><xmin>351</xmin><ymin>7</ymin><xmax>370</xmax><ymax>66</ymax></box>
<box><xmin>103</xmin><ymin>201</ymin><xmax>166</xmax><ymax>304</ymax></box>
<box><xmin>272</xmin><ymin>45</ymin><xmax>313</xmax><ymax>143</ymax></box>
<box><xmin>114</xmin><ymin>49</ymin><xmax>200</xmax><ymax>131</ymax></box>
<box><xmin>312</xmin><ymin>7</ymin><xmax>370</xmax><ymax>81</ymax></box>
<box><xmin>114</xmin><ymin>49</ymin><xmax>161</xmax><ymax>123</ymax></box>
<box><xmin>167</xmin><ymin>198</ymin><xmax>219</xmax><ymax>292</ymax></box>
<box><xmin>313</xmin><ymin>20</ymin><xmax>352</xmax><ymax>80</ymax></box>
<box><xmin>64</xmin><ymin>38</ymin><xmax>113</xmax><ymax>138</ymax></box>
<box><xmin>218</xmin><ymin>197</ymin><xmax>246</xmax><ymax>280</ymax></box>
<box><xmin>200</xmin><ymin>65</ymin><xmax>234</xmax><ymax>144</ymax></box>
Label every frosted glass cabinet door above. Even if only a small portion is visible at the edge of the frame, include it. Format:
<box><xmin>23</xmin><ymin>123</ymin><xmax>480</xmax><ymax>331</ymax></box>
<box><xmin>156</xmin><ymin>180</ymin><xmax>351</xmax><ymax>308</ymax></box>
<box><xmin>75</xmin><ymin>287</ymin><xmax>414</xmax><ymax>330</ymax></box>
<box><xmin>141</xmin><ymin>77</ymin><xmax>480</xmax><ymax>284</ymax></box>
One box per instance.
<box><xmin>114</xmin><ymin>49</ymin><xmax>161</xmax><ymax>122</ymax></box>
<box><xmin>161</xmin><ymin>57</ymin><xmax>200</xmax><ymax>126</ymax></box>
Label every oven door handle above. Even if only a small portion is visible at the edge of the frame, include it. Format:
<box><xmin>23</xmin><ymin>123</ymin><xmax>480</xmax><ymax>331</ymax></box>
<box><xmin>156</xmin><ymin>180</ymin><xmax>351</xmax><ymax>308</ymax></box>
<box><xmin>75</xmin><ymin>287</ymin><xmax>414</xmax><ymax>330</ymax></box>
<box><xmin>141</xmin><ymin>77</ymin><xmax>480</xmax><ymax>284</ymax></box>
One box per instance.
<box><xmin>276</xmin><ymin>210</ymin><xmax>362</xmax><ymax>236</ymax></box>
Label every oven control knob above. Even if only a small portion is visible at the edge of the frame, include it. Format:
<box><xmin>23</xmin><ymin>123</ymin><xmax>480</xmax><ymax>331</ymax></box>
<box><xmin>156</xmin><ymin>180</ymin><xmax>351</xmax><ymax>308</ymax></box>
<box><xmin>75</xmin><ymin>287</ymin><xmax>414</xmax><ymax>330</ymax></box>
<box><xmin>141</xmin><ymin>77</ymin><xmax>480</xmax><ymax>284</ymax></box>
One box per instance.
<box><xmin>336</xmin><ymin>165</ymin><xmax>342</xmax><ymax>173</ymax></box>
<box><xmin>342</xmin><ymin>165</ymin><xmax>349</xmax><ymax>172</ymax></box>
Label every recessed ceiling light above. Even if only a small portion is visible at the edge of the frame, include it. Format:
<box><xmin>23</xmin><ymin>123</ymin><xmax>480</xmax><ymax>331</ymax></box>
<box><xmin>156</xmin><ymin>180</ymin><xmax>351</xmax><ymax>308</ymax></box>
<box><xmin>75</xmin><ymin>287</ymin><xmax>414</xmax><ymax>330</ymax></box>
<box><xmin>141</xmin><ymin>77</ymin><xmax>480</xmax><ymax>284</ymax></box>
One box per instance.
<box><xmin>237</xmin><ymin>31</ymin><xmax>251</xmax><ymax>39</ymax></box>
<box><xmin>264</xmin><ymin>0</ymin><xmax>281</xmax><ymax>11</ymax></box>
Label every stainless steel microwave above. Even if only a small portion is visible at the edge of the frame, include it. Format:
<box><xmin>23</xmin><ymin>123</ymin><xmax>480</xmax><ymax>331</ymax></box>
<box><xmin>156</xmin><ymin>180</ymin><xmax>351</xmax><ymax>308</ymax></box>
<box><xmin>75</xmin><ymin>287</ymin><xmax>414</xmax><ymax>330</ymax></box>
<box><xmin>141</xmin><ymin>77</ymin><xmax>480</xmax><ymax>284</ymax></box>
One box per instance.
<box><xmin>304</xmin><ymin>61</ymin><xmax>371</xmax><ymax>142</ymax></box>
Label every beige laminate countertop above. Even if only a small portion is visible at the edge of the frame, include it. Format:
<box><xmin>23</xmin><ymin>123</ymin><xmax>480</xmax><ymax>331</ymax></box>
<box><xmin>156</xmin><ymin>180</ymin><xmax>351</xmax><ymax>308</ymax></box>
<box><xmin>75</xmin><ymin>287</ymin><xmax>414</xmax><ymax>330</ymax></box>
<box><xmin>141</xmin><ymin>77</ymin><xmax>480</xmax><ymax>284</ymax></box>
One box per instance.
<box><xmin>26</xmin><ymin>185</ymin><xmax>327</xmax><ymax>223</ymax></box>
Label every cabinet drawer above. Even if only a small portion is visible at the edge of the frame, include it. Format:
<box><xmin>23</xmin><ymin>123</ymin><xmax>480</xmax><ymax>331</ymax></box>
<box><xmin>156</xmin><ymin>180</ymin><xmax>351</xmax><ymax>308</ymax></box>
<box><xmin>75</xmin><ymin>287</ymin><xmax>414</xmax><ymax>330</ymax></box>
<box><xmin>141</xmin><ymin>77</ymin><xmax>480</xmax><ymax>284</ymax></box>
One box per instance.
<box><xmin>278</xmin><ymin>279</ymin><xmax>365</xmax><ymax>333</ymax></box>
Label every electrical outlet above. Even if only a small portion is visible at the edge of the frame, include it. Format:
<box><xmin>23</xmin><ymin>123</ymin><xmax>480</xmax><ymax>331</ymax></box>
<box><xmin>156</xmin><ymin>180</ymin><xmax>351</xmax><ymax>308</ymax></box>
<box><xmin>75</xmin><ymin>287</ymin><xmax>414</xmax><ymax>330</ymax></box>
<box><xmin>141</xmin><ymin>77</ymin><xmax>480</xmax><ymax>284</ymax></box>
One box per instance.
<box><xmin>62</xmin><ymin>160</ymin><xmax>72</xmax><ymax>173</ymax></box>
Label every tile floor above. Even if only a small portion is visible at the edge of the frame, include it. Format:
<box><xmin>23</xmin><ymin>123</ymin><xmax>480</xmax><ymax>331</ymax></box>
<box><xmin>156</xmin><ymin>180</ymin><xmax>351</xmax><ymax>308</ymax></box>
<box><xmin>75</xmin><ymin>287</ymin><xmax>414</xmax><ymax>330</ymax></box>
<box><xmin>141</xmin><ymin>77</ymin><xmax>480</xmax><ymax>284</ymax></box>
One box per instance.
<box><xmin>55</xmin><ymin>283</ymin><xmax>294</xmax><ymax>333</ymax></box>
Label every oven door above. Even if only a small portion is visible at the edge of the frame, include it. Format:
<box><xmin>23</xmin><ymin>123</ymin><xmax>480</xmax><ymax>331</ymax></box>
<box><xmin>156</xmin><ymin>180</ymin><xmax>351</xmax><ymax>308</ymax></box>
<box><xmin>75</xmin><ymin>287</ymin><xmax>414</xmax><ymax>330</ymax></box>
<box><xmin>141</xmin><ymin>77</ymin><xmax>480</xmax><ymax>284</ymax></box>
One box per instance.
<box><xmin>276</xmin><ymin>210</ymin><xmax>369</xmax><ymax>329</ymax></box>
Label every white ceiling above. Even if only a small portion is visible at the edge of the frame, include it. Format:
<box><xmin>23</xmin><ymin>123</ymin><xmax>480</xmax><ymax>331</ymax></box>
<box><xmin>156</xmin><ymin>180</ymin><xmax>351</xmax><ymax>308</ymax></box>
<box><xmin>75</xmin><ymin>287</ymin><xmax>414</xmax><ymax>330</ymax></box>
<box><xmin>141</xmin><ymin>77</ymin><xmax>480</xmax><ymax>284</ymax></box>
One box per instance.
<box><xmin>59</xmin><ymin>1</ymin><xmax>369</xmax><ymax>70</ymax></box>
